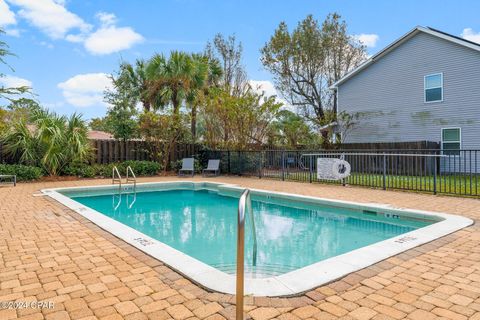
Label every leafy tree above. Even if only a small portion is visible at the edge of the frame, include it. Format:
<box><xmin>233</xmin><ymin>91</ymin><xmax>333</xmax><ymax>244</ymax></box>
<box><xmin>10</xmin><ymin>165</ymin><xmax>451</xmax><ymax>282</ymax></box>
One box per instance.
<box><xmin>98</xmin><ymin>61</ymin><xmax>145</xmax><ymax>142</ymax></box>
<box><xmin>89</xmin><ymin>117</ymin><xmax>109</xmax><ymax>132</ymax></box>
<box><xmin>200</xmin><ymin>88</ymin><xmax>282</xmax><ymax>150</ymax></box>
<box><xmin>105</xmin><ymin>108</ymin><xmax>138</xmax><ymax>142</ymax></box>
<box><xmin>321</xmin><ymin>109</ymin><xmax>359</xmax><ymax>147</ymax></box>
<box><xmin>0</xmin><ymin>50</ymin><xmax>31</xmax><ymax>102</ymax></box>
<box><xmin>0</xmin><ymin>99</ymin><xmax>40</xmax><ymax>134</ymax></box>
<box><xmin>186</xmin><ymin>54</ymin><xmax>222</xmax><ymax>141</ymax></box>
<box><xmin>261</xmin><ymin>13</ymin><xmax>366</xmax><ymax>126</ymax></box>
<box><xmin>138</xmin><ymin>111</ymin><xmax>189</xmax><ymax>173</ymax></box>
<box><xmin>103</xmin><ymin>71</ymin><xmax>139</xmax><ymax>141</ymax></box>
<box><xmin>0</xmin><ymin>29</ymin><xmax>32</xmax><ymax>103</ymax></box>
<box><xmin>1</xmin><ymin>109</ymin><xmax>91</xmax><ymax>175</ymax></box>
<box><xmin>269</xmin><ymin>110</ymin><xmax>317</xmax><ymax>148</ymax></box>
<box><xmin>0</xmin><ymin>28</ymin><xmax>35</xmax><ymax>136</ymax></box>
<box><xmin>205</xmin><ymin>33</ymin><xmax>248</xmax><ymax>96</ymax></box>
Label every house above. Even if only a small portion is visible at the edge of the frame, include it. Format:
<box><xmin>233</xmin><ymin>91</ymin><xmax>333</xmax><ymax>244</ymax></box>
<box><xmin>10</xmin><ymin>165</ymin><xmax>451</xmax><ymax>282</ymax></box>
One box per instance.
<box><xmin>87</xmin><ymin>130</ymin><xmax>114</xmax><ymax>140</ymax></box>
<box><xmin>331</xmin><ymin>26</ymin><xmax>480</xmax><ymax>157</ymax></box>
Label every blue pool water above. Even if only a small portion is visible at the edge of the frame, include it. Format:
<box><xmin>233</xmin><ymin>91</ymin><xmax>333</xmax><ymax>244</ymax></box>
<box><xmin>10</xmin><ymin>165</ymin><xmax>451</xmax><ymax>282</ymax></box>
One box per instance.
<box><xmin>71</xmin><ymin>188</ymin><xmax>432</xmax><ymax>276</ymax></box>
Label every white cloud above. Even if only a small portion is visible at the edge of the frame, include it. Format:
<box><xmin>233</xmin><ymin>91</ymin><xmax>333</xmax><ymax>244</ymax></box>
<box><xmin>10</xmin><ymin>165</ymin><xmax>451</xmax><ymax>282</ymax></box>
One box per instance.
<box><xmin>65</xmin><ymin>33</ymin><xmax>85</xmax><ymax>43</ymax></box>
<box><xmin>96</xmin><ymin>12</ymin><xmax>116</xmax><ymax>27</ymax></box>
<box><xmin>84</xmin><ymin>26</ymin><xmax>143</xmax><ymax>55</ymax></box>
<box><xmin>4</xmin><ymin>28</ymin><xmax>20</xmax><ymax>36</ymax></box>
<box><xmin>6</xmin><ymin>0</ymin><xmax>91</xmax><ymax>39</ymax></box>
<box><xmin>249</xmin><ymin>80</ymin><xmax>278</xmax><ymax>98</ymax></box>
<box><xmin>83</xmin><ymin>12</ymin><xmax>143</xmax><ymax>55</ymax></box>
<box><xmin>3</xmin><ymin>2</ymin><xmax>143</xmax><ymax>55</ymax></box>
<box><xmin>0</xmin><ymin>74</ymin><xmax>32</xmax><ymax>88</ymax></box>
<box><xmin>0</xmin><ymin>0</ymin><xmax>16</xmax><ymax>26</ymax></box>
<box><xmin>461</xmin><ymin>28</ymin><xmax>480</xmax><ymax>44</ymax></box>
<box><xmin>58</xmin><ymin>73</ymin><xmax>112</xmax><ymax>108</ymax></box>
<box><xmin>39</xmin><ymin>41</ymin><xmax>54</xmax><ymax>49</ymax></box>
<box><xmin>354</xmin><ymin>33</ymin><xmax>379</xmax><ymax>48</ymax></box>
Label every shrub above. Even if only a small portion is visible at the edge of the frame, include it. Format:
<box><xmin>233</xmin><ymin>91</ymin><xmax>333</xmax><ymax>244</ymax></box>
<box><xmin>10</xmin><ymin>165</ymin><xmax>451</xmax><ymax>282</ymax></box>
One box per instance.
<box><xmin>0</xmin><ymin>164</ymin><xmax>43</xmax><ymax>181</ymax></box>
<box><xmin>60</xmin><ymin>161</ymin><xmax>162</xmax><ymax>178</ymax></box>
<box><xmin>92</xmin><ymin>163</ymin><xmax>113</xmax><ymax>178</ymax></box>
<box><xmin>61</xmin><ymin>163</ymin><xmax>96</xmax><ymax>178</ymax></box>
<box><xmin>121</xmin><ymin>160</ymin><xmax>162</xmax><ymax>176</ymax></box>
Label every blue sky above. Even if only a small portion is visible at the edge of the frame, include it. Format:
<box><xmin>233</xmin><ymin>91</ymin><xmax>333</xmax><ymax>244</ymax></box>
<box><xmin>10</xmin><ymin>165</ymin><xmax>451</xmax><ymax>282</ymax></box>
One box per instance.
<box><xmin>1</xmin><ymin>0</ymin><xmax>480</xmax><ymax>119</ymax></box>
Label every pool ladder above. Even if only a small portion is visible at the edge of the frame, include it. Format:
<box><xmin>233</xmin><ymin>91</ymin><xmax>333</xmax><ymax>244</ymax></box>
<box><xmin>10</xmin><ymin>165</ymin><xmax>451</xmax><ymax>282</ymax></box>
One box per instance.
<box><xmin>112</xmin><ymin>166</ymin><xmax>137</xmax><ymax>210</ymax></box>
<box><xmin>236</xmin><ymin>189</ymin><xmax>257</xmax><ymax>320</ymax></box>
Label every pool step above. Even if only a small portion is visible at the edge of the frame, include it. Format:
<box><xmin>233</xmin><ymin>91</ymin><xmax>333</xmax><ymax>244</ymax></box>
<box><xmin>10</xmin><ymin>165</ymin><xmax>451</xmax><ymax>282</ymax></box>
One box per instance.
<box><xmin>212</xmin><ymin>263</ymin><xmax>296</xmax><ymax>278</ymax></box>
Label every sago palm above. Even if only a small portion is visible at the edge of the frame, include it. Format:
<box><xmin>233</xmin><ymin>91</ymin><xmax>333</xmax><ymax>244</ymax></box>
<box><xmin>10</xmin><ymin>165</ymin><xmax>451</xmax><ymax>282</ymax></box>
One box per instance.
<box><xmin>1</xmin><ymin>108</ymin><xmax>91</xmax><ymax>175</ymax></box>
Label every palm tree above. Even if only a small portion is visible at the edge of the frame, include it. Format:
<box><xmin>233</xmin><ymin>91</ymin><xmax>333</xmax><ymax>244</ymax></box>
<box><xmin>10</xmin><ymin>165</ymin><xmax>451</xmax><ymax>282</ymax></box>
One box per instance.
<box><xmin>145</xmin><ymin>51</ymin><xmax>195</xmax><ymax>116</ymax></box>
<box><xmin>138</xmin><ymin>51</ymin><xmax>223</xmax><ymax>142</ymax></box>
<box><xmin>186</xmin><ymin>54</ymin><xmax>222</xmax><ymax>141</ymax></box>
<box><xmin>116</xmin><ymin>60</ymin><xmax>153</xmax><ymax>111</ymax></box>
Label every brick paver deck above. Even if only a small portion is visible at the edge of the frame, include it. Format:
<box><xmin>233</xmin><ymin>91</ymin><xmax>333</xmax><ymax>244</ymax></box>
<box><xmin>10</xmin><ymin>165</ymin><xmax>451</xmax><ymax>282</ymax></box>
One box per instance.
<box><xmin>0</xmin><ymin>176</ymin><xmax>479</xmax><ymax>320</ymax></box>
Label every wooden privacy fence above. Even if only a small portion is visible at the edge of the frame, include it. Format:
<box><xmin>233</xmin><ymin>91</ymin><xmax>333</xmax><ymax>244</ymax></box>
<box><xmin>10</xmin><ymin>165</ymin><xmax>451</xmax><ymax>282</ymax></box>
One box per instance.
<box><xmin>91</xmin><ymin>139</ymin><xmax>202</xmax><ymax>164</ymax></box>
<box><xmin>1</xmin><ymin>140</ymin><xmax>440</xmax><ymax>165</ymax></box>
<box><xmin>92</xmin><ymin>140</ymin><xmax>149</xmax><ymax>163</ymax></box>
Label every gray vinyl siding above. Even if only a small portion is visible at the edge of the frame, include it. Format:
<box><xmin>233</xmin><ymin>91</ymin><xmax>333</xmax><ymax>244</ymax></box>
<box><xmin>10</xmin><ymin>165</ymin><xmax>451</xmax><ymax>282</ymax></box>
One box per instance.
<box><xmin>338</xmin><ymin>32</ymin><xmax>480</xmax><ymax>154</ymax></box>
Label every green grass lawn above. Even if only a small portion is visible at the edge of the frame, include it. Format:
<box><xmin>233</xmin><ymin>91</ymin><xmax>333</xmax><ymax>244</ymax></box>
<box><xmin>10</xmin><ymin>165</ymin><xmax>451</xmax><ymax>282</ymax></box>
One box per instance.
<box><xmin>260</xmin><ymin>169</ymin><xmax>480</xmax><ymax>196</ymax></box>
<box><xmin>347</xmin><ymin>173</ymin><xmax>480</xmax><ymax>196</ymax></box>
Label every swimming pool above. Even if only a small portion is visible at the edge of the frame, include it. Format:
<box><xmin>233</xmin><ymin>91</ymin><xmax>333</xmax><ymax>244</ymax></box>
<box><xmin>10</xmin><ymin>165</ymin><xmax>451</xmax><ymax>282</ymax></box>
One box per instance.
<box><xmin>43</xmin><ymin>181</ymin><xmax>473</xmax><ymax>296</ymax></box>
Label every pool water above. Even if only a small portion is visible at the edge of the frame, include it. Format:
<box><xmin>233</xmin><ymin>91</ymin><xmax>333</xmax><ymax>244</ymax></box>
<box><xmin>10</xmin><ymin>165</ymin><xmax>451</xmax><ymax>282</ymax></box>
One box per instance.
<box><xmin>71</xmin><ymin>188</ymin><xmax>431</xmax><ymax>277</ymax></box>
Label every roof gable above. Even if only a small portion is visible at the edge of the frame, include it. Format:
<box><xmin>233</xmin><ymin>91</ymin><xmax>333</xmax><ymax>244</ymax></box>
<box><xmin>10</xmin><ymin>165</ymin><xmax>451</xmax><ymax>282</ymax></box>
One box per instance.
<box><xmin>331</xmin><ymin>26</ymin><xmax>480</xmax><ymax>88</ymax></box>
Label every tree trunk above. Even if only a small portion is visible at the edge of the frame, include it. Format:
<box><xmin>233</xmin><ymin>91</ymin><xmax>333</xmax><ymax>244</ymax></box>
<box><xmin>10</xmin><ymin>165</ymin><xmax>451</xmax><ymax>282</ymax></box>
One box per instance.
<box><xmin>190</xmin><ymin>104</ymin><xmax>197</xmax><ymax>142</ymax></box>
<box><xmin>172</xmin><ymin>92</ymin><xmax>180</xmax><ymax>116</ymax></box>
<box><xmin>142</xmin><ymin>99</ymin><xmax>151</xmax><ymax>112</ymax></box>
<box><xmin>333</xmin><ymin>90</ymin><xmax>338</xmax><ymax>115</ymax></box>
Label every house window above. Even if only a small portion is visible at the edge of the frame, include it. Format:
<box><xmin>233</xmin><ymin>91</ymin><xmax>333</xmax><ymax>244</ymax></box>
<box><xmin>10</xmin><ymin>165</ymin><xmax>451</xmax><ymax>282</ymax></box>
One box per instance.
<box><xmin>442</xmin><ymin>128</ymin><xmax>461</xmax><ymax>155</ymax></box>
<box><xmin>425</xmin><ymin>73</ymin><xmax>443</xmax><ymax>102</ymax></box>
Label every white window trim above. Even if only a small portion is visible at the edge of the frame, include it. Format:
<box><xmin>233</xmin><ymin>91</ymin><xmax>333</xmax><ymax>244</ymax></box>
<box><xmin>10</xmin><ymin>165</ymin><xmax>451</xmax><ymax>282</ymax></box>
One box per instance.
<box><xmin>424</xmin><ymin>73</ymin><xmax>443</xmax><ymax>103</ymax></box>
<box><xmin>441</xmin><ymin>127</ymin><xmax>461</xmax><ymax>156</ymax></box>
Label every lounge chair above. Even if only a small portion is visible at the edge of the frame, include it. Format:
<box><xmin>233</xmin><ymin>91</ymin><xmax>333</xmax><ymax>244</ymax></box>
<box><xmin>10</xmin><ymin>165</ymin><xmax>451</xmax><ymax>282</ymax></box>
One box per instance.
<box><xmin>203</xmin><ymin>159</ymin><xmax>220</xmax><ymax>177</ymax></box>
<box><xmin>178</xmin><ymin>158</ymin><xmax>195</xmax><ymax>177</ymax></box>
<box><xmin>0</xmin><ymin>174</ymin><xmax>16</xmax><ymax>186</ymax></box>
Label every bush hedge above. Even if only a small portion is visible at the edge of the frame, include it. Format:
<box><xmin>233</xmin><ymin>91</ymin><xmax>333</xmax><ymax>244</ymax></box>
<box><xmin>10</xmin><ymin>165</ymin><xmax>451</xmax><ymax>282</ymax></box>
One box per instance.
<box><xmin>0</xmin><ymin>160</ymin><xmax>162</xmax><ymax>181</ymax></box>
<box><xmin>62</xmin><ymin>163</ymin><xmax>97</xmax><ymax>178</ymax></box>
<box><xmin>62</xmin><ymin>160</ymin><xmax>162</xmax><ymax>178</ymax></box>
<box><xmin>0</xmin><ymin>164</ymin><xmax>43</xmax><ymax>181</ymax></box>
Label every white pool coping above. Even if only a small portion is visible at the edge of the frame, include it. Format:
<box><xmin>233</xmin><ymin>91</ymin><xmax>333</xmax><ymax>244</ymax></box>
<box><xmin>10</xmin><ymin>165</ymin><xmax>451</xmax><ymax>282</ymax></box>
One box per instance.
<box><xmin>41</xmin><ymin>181</ymin><xmax>474</xmax><ymax>297</ymax></box>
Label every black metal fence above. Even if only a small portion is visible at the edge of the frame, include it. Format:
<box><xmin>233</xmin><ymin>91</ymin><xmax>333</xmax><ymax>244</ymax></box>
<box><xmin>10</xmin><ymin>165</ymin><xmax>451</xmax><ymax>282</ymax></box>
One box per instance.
<box><xmin>203</xmin><ymin>149</ymin><xmax>480</xmax><ymax>197</ymax></box>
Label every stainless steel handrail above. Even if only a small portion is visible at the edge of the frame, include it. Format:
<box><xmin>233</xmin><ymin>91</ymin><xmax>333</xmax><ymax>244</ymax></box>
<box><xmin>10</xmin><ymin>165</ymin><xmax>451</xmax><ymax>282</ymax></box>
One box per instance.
<box><xmin>236</xmin><ymin>189</ymin><xmax>257</xmax><ymax>320</ymax></box>
<box><xmin>112</xmin><ymin>166</ymin><xmax>122</xmax><ymax>189</ymax></box>
<box><xmin>126</xmin><ymin>165</ymin><xmax>137</xmax><ymax>188</ymax></box>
